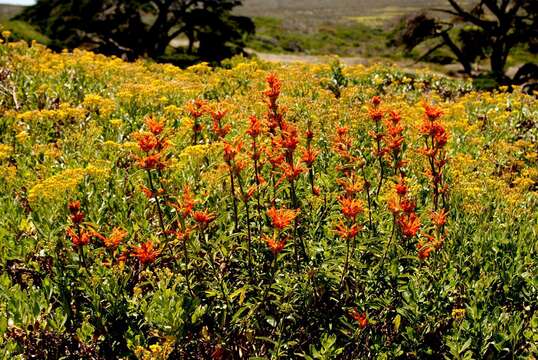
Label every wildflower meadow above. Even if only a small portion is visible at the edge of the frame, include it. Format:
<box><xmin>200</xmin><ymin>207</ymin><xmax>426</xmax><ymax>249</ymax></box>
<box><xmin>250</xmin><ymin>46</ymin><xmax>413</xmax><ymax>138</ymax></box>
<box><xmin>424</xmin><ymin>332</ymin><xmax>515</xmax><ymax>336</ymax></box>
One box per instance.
<box><xmin>0</xmin><ymin>39</ymin><xmax>537</xmax><ymax>359</ymax></box>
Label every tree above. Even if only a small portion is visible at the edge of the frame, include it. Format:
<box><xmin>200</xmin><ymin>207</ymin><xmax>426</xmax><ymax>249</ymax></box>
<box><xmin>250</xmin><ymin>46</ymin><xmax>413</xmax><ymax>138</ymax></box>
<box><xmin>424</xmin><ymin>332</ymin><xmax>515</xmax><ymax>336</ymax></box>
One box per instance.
<box><xmin>16</xmin><ymin>0</ymin><xmax>254</xmax><ymax>63</ymax></box>
<box><xmin>400</xmin><ymin>0</ymin><xmax>537</xmax><ymax>85</ymax></box>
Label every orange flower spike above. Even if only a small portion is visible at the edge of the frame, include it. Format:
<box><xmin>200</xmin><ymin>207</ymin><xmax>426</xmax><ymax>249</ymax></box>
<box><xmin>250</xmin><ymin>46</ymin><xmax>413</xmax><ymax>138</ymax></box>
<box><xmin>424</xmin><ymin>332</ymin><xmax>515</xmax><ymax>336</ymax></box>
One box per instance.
<box><xmin>398</xmin><ymin>213</ymin><xmax>421</xmax><ymax>238</ymax></box>
<box><xmin>223</xmin><ymin>140</ymin><xmax>243</xmax><ymax>163</ymax></box>
<box><xmin>338</xmin><ymin>196</ymin><xmax>364</xmax><ymax>219</ymax></box>
<box><xmin>66</xmin><ymin>227</ymin><xmax>90</xmax><ymax>247</ymax></box>
<box><xmin>211</xmin><ymin>109</ymin><xmax>231</xmax><ymax>138</ymax></box>
<box><xmin>280</xmin><ymin>125</ymin><xmax>299</xmax><ymax>151</ymax></box>
<box><xmin>350</xmin><ymin>308</ymin><xmax>368</xmax><ymax>329</ymax></box>
<box><xmin>187</xmin><ymin>99</ymin><xmax>207</xmax><ymax>119</ymax></box>
<box><xmin>246</xmin><ymin>115</ymin><xmax>262</xmax><ymax>138</ymax></box>
<box><xmin>68</xmin><ymin>201</ymin><xmax>85</xmax><ymax>224</ymax></box>
<box><xmin>280</xmin><ymin>161</ymin><xmax>306</xmax><ymax>182</ymax></box>
<box><xmin>387</xmin><ymin>196</ymin><xmax>401</xmax><ymax>215</ymax></box>
<box><xmin>132</xmin><ymin>241</ymin><xmax>159</xmax><ymax>265</ymax></box>
<box><xmin>264</xmin><ymin>234</ymin><xmax>287</xmax><ymax>255</ymax></box>
<box><xmin>138</xmin><ymin>153</ymin><xmax>163</xmax><ymax>170</ymax></box>
<box><xmin>400</xmin><ymin>198</ymin><xmax>416</xmax><ymax>214</ymax></box>
<box><xmin>137</xmin><ymin>133</ymin><xmax>158</xmax><ymax>153</ymax></box>
<box><xmin>395</xmin><ymin>177</ymin><xmax>407</xmax><ymax>196</ymax></box>
<box><xmin>263</xmin><ymin>73</ymin><xmax>281</xmax><ymax>102</ymax></box>
<box><xmin>336</xmin><ymin>178</ymin><xmax>363</xmax><ymax>197</ymax></box>
<box><xmin>368</xmin><ymin>108</ymin><xmax>384</xmax><ymax>122</ymax></box>
<box><xmin>389</xmin><ymin>110</ymin><xmax>401</xmax><ymax>125</ymax></box>
<box><xmin>301</xmin><ymin>148</ymin><xmax>319</xmax><ymax>167</ymax></box>
<box><xmin>145</xmin><ymin>116</ymin><xmax>164</xmax><ymax>135</ymax></box>
<box><xmin>423</xmin><ymin>102</ymin><xmax>444</xmax><ymax>121</ymax></box>
<box><xmin>336</xmin><ymin>125</ymin><xmax>349</xmax><ymax>137</ymax></box>
<box><xmin>68</xmin><ymin>200</ymin><xmax>81</xmax><ymax>214</ymax></box>
<box><xmin>104</xmin><ymin>228</ymin><xmax>128</xmax><ymax>249</ymax></box>
<box><xmin>371</xmin><ymin>96</ymin><xmax>381</xmax><ymax>107</ymax></box>
<box><xmin>179</xmin><ymin>186</ymin><xmax>196</xmax><ymax>218</ymax></box>
<box><xmin>176</xmin><ymin>226</ymin><xmax>192</xmax><ymax>242</ymax></box>
<box><xmin>193</xmin><ymin>210</ymin><xmax>216</xmax><ymax>226</ymax></box>
<box><xmin>140</xmin><ymin>185</ymin><xmax>153</xmax><ymax>199</ymax></box>
<box><xmin>267</xmin><ymin>207</ymin><xmax>298</xmax><ymax>230</ymax></box>
<box><xmin>417</xmin><ymin>241</ymin><xmax>433</xmax><ymax>260</ymax></box>
<box><xmin>431</xmin><ymin>208</ymin><xmax>448</xmax><ymax>228</ymax></box>
<box><xmin>335</xmin><ymin>221</ymin><xmax>362</xmax><ymax>240</ymax></box>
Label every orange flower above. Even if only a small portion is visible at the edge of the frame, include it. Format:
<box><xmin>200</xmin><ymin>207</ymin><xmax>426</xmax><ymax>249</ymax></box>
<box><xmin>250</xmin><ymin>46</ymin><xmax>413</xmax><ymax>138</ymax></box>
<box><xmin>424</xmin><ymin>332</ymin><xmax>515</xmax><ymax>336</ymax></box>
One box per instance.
<box><xmin>263</xmin><ymin>73</ymin><xmax>281</xmax><ymax>102</ymax></box>
<box><xmin>138</xmin><ymin>153</ymin><xmax>164</xmax><ymax>170</ymax></box>
<box><xmin>350</xmin><ymin>308</ymin><xmax>368</xmax><ymax>329</ymax></box>
<box><xmin>336</xmin><ymin>178</ymin><xmax>363</xmax><ymax>196</ymax></box>
<box><xmin>68</xmin><ymin>200</ymin><xmax>84</xmax><ymax>224</ymax></box>
<box><xmin>431</xmin><ymin>209</ymin><xmax>448</xmax><ymax>227</ymax></box>
<box><xmin>371</xmin><ymin>95</ymin><xmax>381</xmax><ymax>106</ymax></box>
<box><xmin>278</xmin><ymin>161</ymin><xmax>306</xmax><ymax>183</ymax></box>
<box><xmin>387</xmin><ymin>196</ymin><xmax>400</xmax><ymax>215</ymax></box>
<box><xmin>132</xmin><ymin>241</ymin><xmax>159</xmax><ymax>265</ymax></box>
<box><xmin>368</xmin><ymin>108</ymin><xmax>384</xmax><ymax>122</ymax></box>
<box><xmin>246</xmin><ymin>115</ymin><xmax>262</xmax><ymax>138</ymax></box>
<box><xmin>177</xmin><ymin>186</ymin><xmax>196</xmax><ymax>218</ymax></box>
<box><xmin>68</xmin><ymin>200</ymin><xmax>81</xmax><ymax>213</ymax></box>
<box><xmin>423</xmin><ymin>103</ymin><xmax>444</xmax><ymax>120</ymax></box>
<box><xmin>267</xmin><ymin>145</ymin><xmax>285</xmax><ymax>168</ymax></box>
<box><xmin>104</xmin><ymin>228</ymin><xmax>128</xmax><ymax>249</ymax></box>
<box><xmin>338</xmin><ymin>196</ymin><xmax>364</xmax><ymax>219</ymax></box>
<box><xmin>335</xmin><ymin>221</ymin><xmax>361</xmax><ymax>239</ymax></box>
<box><xmin>223</xmin><ymin>140</ymin><xmax>243</xmax><ymax>163</ymax></box>
<box><xmin>280</xmin><ymin>124</ymin><xmax>299</xmax><ymax>151</ymax></box>
<box><xmin>193</xmin><ymin>210</ymin><xmax>216</xmax><ymax>226</ymax></box>
<box><xmin>137</xmin><ymin>133</ymin><xmax>158</xmax><ymax>153</ymax></box>
<box><xmin>140</xmin><ymin>185</ymin><xmax>153</xmax><ymax>199</ymax></box>
<box><xmin>389</xmin><ymin>110</ymin><xmax>401</xmax><ymax>124</ymax></box>
<box><xmin>336</xmin><ymin>126</ymin><xmax>349</xmax><ymax>137</ymax></box>
<box><xmin>395</xmin><ymin>177</ymin><xmax>407</xmax><ymax>196</ymax></box>
<box><xmin>211</xmin><ymin>109</ymin><xmax>231</xmax><ymax>138</ymax></box>
<box><xmin>263</xmin><ymin>234</ymin><xmax>286</xmax><ymax>255</ymax></box>
<box><xmin>400</xmin><ymin>198</ymin><xmax>416</xmax><ymax>214</ymax></box>
<box><xmin>176</xmin><ymin>226</ymin><xmax>192</xmax><ymax>242</ymax></box>
<box><xmin>267</xmin><ymin>207</ymin><xmax>298</xmax><ymax>230</ymax></box>
<box><xmin>146</xmin><ymin>116</ymin><xmax>164</xmax><ymax>135</ymax></box>
<box><xmin>417</xmin><ymin>241</ymin><xmax>433</xmax><ymax>260</ymax></box>
<box><xmin>398</xmin><ymin>213</ymin><xmax>421</xmax><ymax>238</ymax></box>
<box><xmin>187</xmin><ymin>99</ymin><xmax>207</xmax><ymax>119</ymax></box>
<box><xmin>66</xmin><ymin>227</ymin><xmax>90</xmax><ymax>247</ymax></box>
<box><xmin>301</xmin><ymin>148</ymin><xmax>319</xmax><ymax>167</ymax></box>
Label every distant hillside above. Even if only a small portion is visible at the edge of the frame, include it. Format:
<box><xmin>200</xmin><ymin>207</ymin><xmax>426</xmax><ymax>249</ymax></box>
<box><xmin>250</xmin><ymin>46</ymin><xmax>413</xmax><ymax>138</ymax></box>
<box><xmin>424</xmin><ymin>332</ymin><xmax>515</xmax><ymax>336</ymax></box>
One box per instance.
<box><xmin>237</xmin><ymin>0</ymin><xmax>444</xmax><ymax>22</ymax></box>
<box><xmin>0</xmin><ymin>4</ymin><xmax>24</xmax><ymax>21</ymax></box>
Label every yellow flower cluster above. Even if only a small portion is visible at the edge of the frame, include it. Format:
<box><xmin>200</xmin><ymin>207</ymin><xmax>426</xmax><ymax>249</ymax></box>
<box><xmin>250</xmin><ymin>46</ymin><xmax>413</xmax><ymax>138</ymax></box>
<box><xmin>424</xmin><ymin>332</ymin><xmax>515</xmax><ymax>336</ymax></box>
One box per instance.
<box><xmin>28</xmin><ymin>164</ymin><xmax>111</xmax><ymax>204</ymax></box>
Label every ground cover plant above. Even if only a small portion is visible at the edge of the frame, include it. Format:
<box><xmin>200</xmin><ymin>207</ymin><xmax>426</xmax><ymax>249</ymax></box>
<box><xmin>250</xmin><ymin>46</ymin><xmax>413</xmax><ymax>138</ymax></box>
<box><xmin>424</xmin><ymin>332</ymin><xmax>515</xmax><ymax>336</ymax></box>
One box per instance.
<box><xmin>0</xmin><ymin>39</ymin><xmax>537</xmax><ymax>359</ymax></box>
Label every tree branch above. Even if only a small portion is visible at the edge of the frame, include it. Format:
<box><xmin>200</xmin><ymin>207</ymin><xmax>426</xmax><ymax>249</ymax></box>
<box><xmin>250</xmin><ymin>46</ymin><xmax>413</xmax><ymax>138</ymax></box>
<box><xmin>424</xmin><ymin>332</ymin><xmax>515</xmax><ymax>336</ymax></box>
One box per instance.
<box><xmin>445</xmin><ymin>0</ymin><xmax>497</xmax><ymax>29</ymax></box>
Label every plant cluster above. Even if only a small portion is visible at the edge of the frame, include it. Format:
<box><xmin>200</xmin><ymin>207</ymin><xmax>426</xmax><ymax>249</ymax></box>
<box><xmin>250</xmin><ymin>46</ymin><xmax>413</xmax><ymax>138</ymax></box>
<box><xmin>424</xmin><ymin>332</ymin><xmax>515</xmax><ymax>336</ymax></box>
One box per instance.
<box><xmin>0</xmin><ymin>40</ymin><xmax>537</xmax><ymax>359</ymax></box>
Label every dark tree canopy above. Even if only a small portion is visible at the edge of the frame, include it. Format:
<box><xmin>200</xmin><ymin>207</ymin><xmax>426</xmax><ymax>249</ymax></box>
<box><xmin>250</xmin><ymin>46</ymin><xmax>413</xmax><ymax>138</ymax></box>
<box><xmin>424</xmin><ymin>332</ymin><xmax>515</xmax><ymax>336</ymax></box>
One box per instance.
<box><xmin>400</xmin><ymin>0</ymin><xmax>537</xmax><ymax>86</ymax></box>
<box><xmin>16</xmin><ymin>0</ymin><xmax>255</xmax><ymax>63</ymax></box>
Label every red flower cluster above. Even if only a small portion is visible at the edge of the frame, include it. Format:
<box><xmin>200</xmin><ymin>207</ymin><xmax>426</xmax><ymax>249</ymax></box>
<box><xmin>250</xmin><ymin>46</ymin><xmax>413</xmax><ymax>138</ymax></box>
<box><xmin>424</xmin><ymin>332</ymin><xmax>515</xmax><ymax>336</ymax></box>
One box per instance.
<box><xmin>350</xmin><ymin>308</ymin><xmax>368</xmax><ymax>329</ymax></box>
<box><xmin>211</xmin><ymin>108</ymin><xmax>231</xmax><ymax>139</ymax></box>
<box><xmin>186</xmin><ymin>99</ymin><xmax>208</xmax><ymax>144</ymax></box>
<box><xmin>68</xmin><ymin>200</ymin><xmax>84</xmax><ymax>224</ymax></box>
<box><xmin>388</xmin><ymin>176</ymin><xmax>421</xmax><ymax>238</ymax></box>
<box><xmin>135</xmin><ymin>116</ymin><xmax>168</xmax><ymax>170</ymax></box>
<box><xmin>263</xmin><ymin>234</ymin><xmax>287</xmax><ymax>255</ymax></box>
<box><xmin>267</xmin><ymin>207</ymin><xmax>298</xmax><ymax>230</ymax></box>
<box><xmin>132</xmin><ymin>240</ymin><xmax>159</xmax><ymax>265</ymax></box>
<box><xmin>419</xmin><ymin>102</ymin><xmax>449</xmax><ymax>210</ymax></box>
